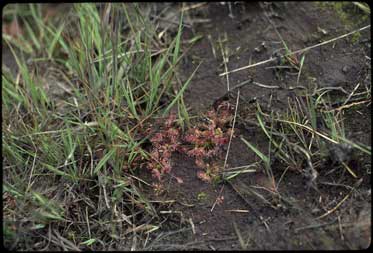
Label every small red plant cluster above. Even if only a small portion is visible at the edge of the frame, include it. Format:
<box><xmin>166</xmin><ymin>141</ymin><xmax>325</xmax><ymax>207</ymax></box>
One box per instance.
<box><xmin>184</xmin><ymin>101</ymin><xmax>234</xmax><ymax>182</ymax></box>
<box><xmin>146</xmin><ymin>101</ymin><xmax>234</xmax><ymax>184</ymax></box>
<box><xmin>146</xmin><ymin>113</ymin><xmax>181</xmax><ymax>181</ymax></box>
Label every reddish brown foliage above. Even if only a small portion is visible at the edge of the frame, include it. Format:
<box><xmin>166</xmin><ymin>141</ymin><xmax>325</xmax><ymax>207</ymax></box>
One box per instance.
<box><xmin>146</xmin><ymin>101</ymin><xmax>233</xmax><ymax>184</ymax></box>
<box><xmin>146</xmin><ymin>113</ymin><xmax>181</xmax><ymax>181</ymax></box>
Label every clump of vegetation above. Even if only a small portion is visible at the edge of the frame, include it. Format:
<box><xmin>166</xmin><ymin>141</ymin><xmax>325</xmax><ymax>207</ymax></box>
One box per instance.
<box><xmin>146</xmin><ymin>113</ymin><xmax>181</xmax><ymax>180</ymax></box>
<box><xmin>183</xmin><ymin>101</ymin><xmax>234</xmax><ymax>182</ymax></box>
<box><xmin>242</xmin><ymin>91</ymin><xmax>371</xmax><ymax>191</ymax></box>
<box><xmin>144</xmin><ymin>101</ymin><xmax>234</xmax><ymax>184</ymax></box>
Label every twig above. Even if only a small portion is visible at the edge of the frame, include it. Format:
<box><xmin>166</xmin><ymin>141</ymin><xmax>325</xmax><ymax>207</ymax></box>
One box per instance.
<box><xmin>16</xmin><ymin>122</ymin><xmax>99</xmax><ymax>139</ymax></box>
<box><xmin>316</xmin><ymin>193</ymin><xmax>351</xmax><ymax>220</ymax></box>
<box><xmin>220</xmin><ymin>25</ymin><xmax>371</xmax><ymax>76</ymax></box>
<box><xmin>233</xmin><ymin>221</ymin><xmax>246</xmax><ymax>250</ymax></box>
<box><xmin>181</xmin><ymin>2</ymin><xmax>207</xmax><ymax>12</ymax></box>
<box><xmin>259</xmin><ymin>215</ymin><xmax>271</xmax><ymax>232</ymax></box>
<box><xmin>273</xmin><ymin>118</ymin><xmax>339</xmax><ymax>144</ymax></box>
<box><xmin>229</xmin><ymin>78</ymin><xmax>305</xmax><ymax>92</ymax></box>
<box><xmin>229</xmin><ymin>79</ymin><xmax>253</xmax><ymax>91</ymax></box>
<box><xmin>338</xmin><ymin>215</ymin><xmax>344</xmax><ymax>241</ymax></box>
<box><xmin>297</xmin><ymin>55</ymin><xmax>306</xmax><ymax>85</ymax></box>
<box><xmin>223</xmin><ymin>89</ymin><xmax>240</xmax><ymax>170</ymax></box>
<box><xmin>225</xmin><ymin>209</ymin><xmax>250</xmax><ymax>213</ymax></box>
<box><xmin>222</xmin><ymin>163</ymin><xmax>259</xmax><ymax>172</ymax></box>
<box><xmin>219</xmin><ymin>33</ymin><xmax>230</xmax><ymax>91</ymax></box>
<box><xmin>85</xmin><ymin>207</ymin><xmax>91</xmax><ymax>239</ymax></box>
<box><xmin>208</xmin><ymin>34</ymin><xmax>217</xmax><ymax>59</ymax></box>
<box><xmin>27</xmin><ymin>150</ymin><xmax>37</xmax><ymax>192</ymax></box>
<box><xmin>102</xmin><ymin>184</ymin><xmax>110</xmax><ymax>209</ymax></box>
<box><xmin>319</xmin><ymin>181</ymin><xmax>354</xmax><ymax>190</ymax></box>
<box><xmin>210</xmin><ymin>185</ymin><xmax>224</xmax><ymax>212</ymax></box>
<box><xmin>315</xmin><ymin>178</ymin><xmax>365</xmax><ymax>221</ymax></box>
<box><xmin>342</xmin><ymin>82</ymin><xmax>361</xmax><ymax>106</ymax></box>
<box><xmin>189</xmin><ymin>218</ymin><xmax>196</xmax><ymax>234</ymax></box>
<box><xmin>322</xmin><ymin>99</ymin><xmax>370</xmax><ymax>112</ymax></box>
<box><xmin>252</xmin><ymin>81</ymin><xmax>280</xmax><ymax>89</ymax></box>
<box><xmin>315</xmin><ymin>86</ymin><xmax>350</xmax><ymax>95</ymax></box>
<box><xmin>341</xmin><ymin>161</ymin><xmax>357</xmax><ymax>178</ymax></box>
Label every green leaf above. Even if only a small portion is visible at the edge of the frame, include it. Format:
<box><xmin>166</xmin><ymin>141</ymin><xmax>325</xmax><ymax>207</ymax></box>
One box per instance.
<box><xmin>94</xmin><ymin>149</ymin><xmax>116</xmax><ymax>174</ymax></box>
<box><xmin>240</xmin><ymin>136</ymin><xmax>270</xmax><ymax>165</ymax></box>
<box><xmin>81</xmin><ymin>238</ymin><xmax>96</xmax><ymax>246</ymax></box>
<box><xmin>163</xmin><ymin>62</ymin><xmax>201</xmax><ymax>115</ymax></box>
<box><xmin>42</xmin><ymin>163</ymin><xmax>75</xmax><ymax>180</ymax></box>
<box><xmin>47</xmin><ymin>22</ymin><xmax>65</xmax><ymax>59</ymax></box>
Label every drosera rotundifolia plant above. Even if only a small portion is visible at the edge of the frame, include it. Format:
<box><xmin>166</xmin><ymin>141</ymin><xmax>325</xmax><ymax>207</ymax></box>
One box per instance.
<box><xmin>183</xmin><ymin>101</ymin><xmax>234</xmax><ymax>182</ymax></box>
<box><xmin>146</xmin><ymin>100</ymin><xmax>235</xmax><ymax>185</ymax></box>
<box><xmin>146</xmin><ymin>113</ymin><xmax>182</xmax><ymax>181</ymax></box>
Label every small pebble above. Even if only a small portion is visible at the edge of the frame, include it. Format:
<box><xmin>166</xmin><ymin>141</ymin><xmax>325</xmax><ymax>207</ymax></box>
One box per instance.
<box><xmin>311</xmin><ymin>208</ymin><xmax>320</xmax><ymax>214</ymax></box>
<box><xmin>342</xmin><ymin>66</ymin><xmax>349</xmax><ymax>73</ymax></box>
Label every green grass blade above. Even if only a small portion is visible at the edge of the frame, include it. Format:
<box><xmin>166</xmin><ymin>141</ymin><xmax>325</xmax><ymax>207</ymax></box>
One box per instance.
<box><xmin>240</xmin><ymin>136</ymin><xmax>270</xmax><ymax>165</ymax></box>
<box><xmin>163</xmin><ymin>62</ymin><xmax>201</xmax><ymax>115</ymax></box>
<box><xmin>94</xmin><ymin>148</ymin><xmax>116</xmax><ymax>174</ymax></box>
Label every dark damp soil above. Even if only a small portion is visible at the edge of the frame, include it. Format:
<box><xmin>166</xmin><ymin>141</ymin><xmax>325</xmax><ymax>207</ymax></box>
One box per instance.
<box><xmin>138</xmin><ymin>2</ymin><xmax>371</xmax><ymax>250</ymax></box>
<box><xmin>2</xmin><ymin>2</ymin><xmax>370</xmax><ymax>251</ymax></box>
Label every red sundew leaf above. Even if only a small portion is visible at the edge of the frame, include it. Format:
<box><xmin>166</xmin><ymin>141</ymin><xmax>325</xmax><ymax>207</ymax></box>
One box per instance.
<box><xmin>164</xmin><ymin>150</ymin><xmax>173</xmax><ymax>159</ymax></box>
<box><xmin>191</xmin><ymin>139</ymin><xmax>205</xmax><ymax>147</ymax></box>
<box><xmin>195</xmin><ymin>158</ymin><xmax>206</xmax><ymax>169</ymax></box>
<box><xmin>161</xmin><ymin>163</ymin><xmax>172</xmax><ymax>174</ymax></box>
<box><xmin>150</xmin><ymin>150</ymin><xmax>160</xmax><ymax>160</ymax></box>
<box><xmin>167</xmin><ymin>128</ymin><xmax>180</xmax><ymax>143</ymax></box>
<box><xmin>160</xmin><ymin>155</ymin><xmax>171</xmax><ymax>165</ymax></box>
<box><xmin>217</xmin><ymin>101</ymin><xmax>233</xmax><ymax>112</ymax></box>
<box><xmin>152</xmin><ymin>183</ymin><xmax>165</xmax><ymax>195</ymax></box>
<box><xmin>152</xmin><ymin>169</ymin><xmax>161</xmax><ymax>181</ymax></box>
<box><xmin>169</xmin><ymin>136</ymin><xmax>177</xmax><ymax>144</ymax></box>
<box><xmin>226</xmin><ymin>128</ymin><xmax>234</xmax><ymax>137</ymax></box>
<box><xmin>147</xmin><ymin>158</ymin><xmax>161</xmax><ymax>172</ymax></box>
<box><xmin>144</xmin><ymin>126</ymin><xmax>153</xmax><ymax>135</ymax></box>
<box><xmin>197</xmin><ymin>137</ymin><xmax>209</xmax><ymax>146</ymax></box>
<box><xmin>216</xmin><ymin>196</ymin><xmax>224</xmax><ymax>205</ymax></box>
<box><xmin>176</xmin><ymin>145</ymin><xmax>189</xmax><ymax>153</ymax></box>
<box><xmin>206</xmin><ymin>110</ymin><xmax>216</xmax><ymax>118</ymax></box>
<box><xmin>146</xmin><ymin>162</ymin><xmax>155</xmax><ymax>170</ymax></box>
<box><xmin>167</xmin><ymin>128</ymin><xmax>179</xmax><ymax>137</ymax></box>
<box><xmin>201</xmin><ymin>129</ymin><xmax>212</xmax><ymax>138</ymax></box>
<box><xmin>169</xmin><ymin>143</ymin><xmax>180</xmax><ymax>152</ymax></box>
<box><xmin>205</xmin><ymin>147</ymin><xmax>221</xmax><ymax>158</ymax></box>
<box><xmin>187</xmin><ymin>147</ymin><xmax>205</xmax><ymax>158</ymax></box>
<box><xmin>188</xmin><ymin>128</ymin><xmax>203</xmax><ymax>138</ymax></box>
<box><xmin>197</xmin><ymin>171</ymin><xmax>212</xmax><ymax>182</ymax></box>
<box><xmin>184</xmin><ymin>134</ymin><xmax>194</xmax><ymax>143</ymax></box>
<box><xmin>150</xmin><ymin>132</ymin><xmax>164</xmax><ymax>144</ymax></box>
<box><xmin>213</xmin><ymin>136</ymin><xmax>228</xmax><ymax>146</ymax></box>
<box><xmin>165</xmin><ymin>113</ymin><xmax>177</xmax><ymax>128</ymax></box>
<box><xmin>185</xmin><ymin>133</ymin><xmax>204</xmax><ymax>145</ymax></box>
<box><xmin>207</xmin><ymin>121</ymin><xmax>217</xmax><ymax>132</ymax></box>
<box><xmin>196</xmin><ymin>128</ymin><xmax>205</xmax><ymax>136</ymax></box>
